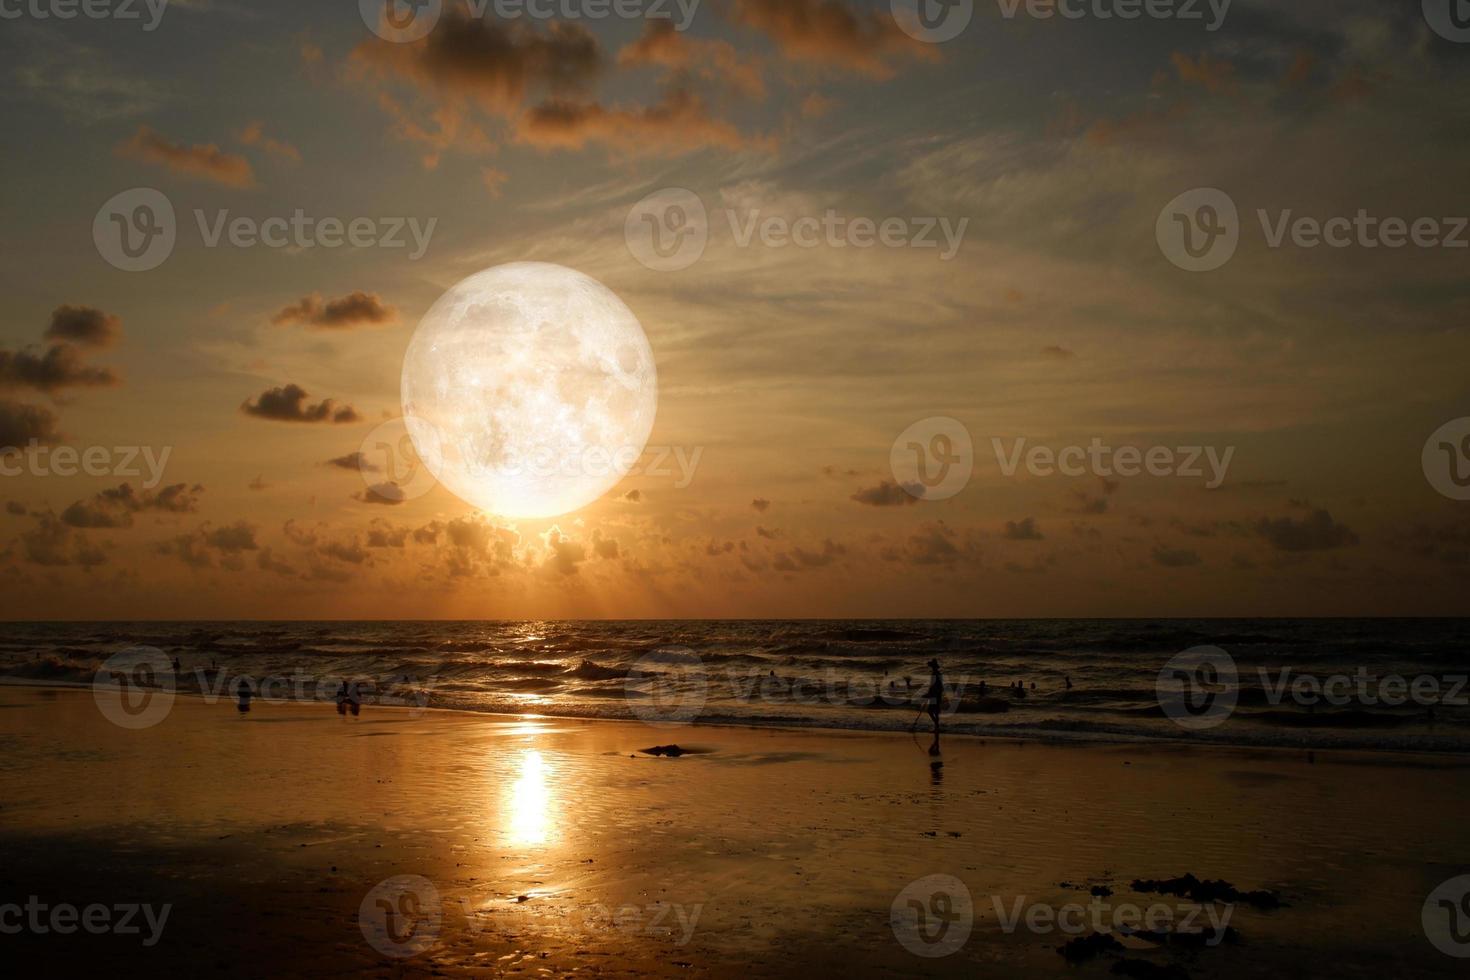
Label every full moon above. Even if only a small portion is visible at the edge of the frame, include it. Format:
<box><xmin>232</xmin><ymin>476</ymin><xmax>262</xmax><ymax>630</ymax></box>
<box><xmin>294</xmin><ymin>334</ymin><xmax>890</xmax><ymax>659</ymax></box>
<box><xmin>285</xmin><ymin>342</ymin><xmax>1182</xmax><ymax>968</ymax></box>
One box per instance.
<box><xmin>400</xmin><ymin>262</ymin><xmax>658</xmax><ymax>519</ymax></box>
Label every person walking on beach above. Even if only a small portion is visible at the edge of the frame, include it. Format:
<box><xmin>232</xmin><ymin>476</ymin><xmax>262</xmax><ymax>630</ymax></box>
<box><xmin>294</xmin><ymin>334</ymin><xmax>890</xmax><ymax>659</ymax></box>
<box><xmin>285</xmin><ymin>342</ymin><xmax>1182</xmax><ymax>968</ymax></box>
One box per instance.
<box><xmin>236</xmin><ymin>678</ymin><xmax>253</xmax><ymax>715</ymax></box>
<box><xmin>922</xmin><ymin>659</ymin><xmax>944</xmax><ymax>750</ymax></box>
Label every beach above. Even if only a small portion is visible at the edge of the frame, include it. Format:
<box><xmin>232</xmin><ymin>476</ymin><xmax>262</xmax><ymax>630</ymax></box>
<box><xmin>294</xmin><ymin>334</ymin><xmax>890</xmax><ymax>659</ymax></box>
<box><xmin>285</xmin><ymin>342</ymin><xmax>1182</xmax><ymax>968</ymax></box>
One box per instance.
<box><xmin>2</xmin><ymin>684</ymin><xmax>1467</xmax><ymax>977</ymax></box>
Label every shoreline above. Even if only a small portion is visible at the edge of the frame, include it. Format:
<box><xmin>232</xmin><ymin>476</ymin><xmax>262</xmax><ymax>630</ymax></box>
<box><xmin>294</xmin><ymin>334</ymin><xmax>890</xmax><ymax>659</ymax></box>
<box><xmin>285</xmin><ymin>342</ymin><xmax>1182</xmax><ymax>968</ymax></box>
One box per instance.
<box><xmin>11</xmin><ymin>675</ymin><xmax>1470</xmax><ymax>760</ymax></box>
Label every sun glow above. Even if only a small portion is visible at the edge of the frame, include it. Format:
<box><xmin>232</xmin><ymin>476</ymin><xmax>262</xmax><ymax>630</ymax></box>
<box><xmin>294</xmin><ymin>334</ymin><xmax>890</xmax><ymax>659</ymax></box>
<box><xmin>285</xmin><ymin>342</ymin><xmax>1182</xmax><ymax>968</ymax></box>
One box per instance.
<box><xmin>508</xmin><ymin>749</ymin><xmax>553</xmax><ymax>846</ymax></box>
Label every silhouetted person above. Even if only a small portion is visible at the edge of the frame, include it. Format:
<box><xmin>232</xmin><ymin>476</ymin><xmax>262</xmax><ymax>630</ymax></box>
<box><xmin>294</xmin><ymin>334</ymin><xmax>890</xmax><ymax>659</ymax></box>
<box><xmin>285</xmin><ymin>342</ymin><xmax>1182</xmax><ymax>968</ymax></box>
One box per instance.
<box><xmin>923</xmin><ymin>659</ymin><xmax>944</xmax><ymax>754</ymax></box>
<box><xmin>336</xmin><ymin>682</ymin><xmax>349</xmax><ymax>716</ymax></box>
<box><xmin>978</xmin><ymin>680</ymin><xmax>988</xmax><ymax>697</ymax></box>
<box><xmin>1065</xmin><ymin>675</ymin><xmax>1073</xmax><ymax>690</ymax></box>
<box><xmin>236</xmin><ymin>678</ymin><xmax>252</xmax><ymax>715</ymax></box>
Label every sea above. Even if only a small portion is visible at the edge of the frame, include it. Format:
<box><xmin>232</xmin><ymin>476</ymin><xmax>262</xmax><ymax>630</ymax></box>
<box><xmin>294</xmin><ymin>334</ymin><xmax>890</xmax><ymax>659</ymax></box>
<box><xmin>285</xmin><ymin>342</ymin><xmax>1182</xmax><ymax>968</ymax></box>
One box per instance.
<box><xmin>3</xmin><ymin>619</ymin><xmax>1468</xmax><ymax>752</ymax></box>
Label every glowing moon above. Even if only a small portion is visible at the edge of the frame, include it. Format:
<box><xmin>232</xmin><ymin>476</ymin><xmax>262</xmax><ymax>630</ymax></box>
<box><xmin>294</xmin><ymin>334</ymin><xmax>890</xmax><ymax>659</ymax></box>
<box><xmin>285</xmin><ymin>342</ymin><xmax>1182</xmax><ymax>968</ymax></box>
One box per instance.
<box><xmin>401</xmin><ymin>262</ymin><xmax>657</xmax><ymax>519</ymax></box>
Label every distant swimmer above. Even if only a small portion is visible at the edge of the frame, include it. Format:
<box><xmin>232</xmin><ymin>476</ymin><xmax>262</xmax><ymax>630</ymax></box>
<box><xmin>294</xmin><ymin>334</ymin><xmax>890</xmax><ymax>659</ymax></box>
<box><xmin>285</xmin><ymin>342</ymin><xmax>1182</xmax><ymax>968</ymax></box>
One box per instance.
<box><xmin>236</xmin><ymin>678</ymin><xmax>253</xmax><ymax>715</ymax></box>
<box><xmin>1065</xmin><ymin>676</ymin><xmax>1073</xmax><ymax>690</ymax></box>
<box><xmin>172</xmin><ymin>656</ymin><xmax>181</xmax><ymax>675</ymax></box>
<box><xmin>335</xmin><ymin>681</ymin><xmax>349</xmax><ymax>717</ymax></box>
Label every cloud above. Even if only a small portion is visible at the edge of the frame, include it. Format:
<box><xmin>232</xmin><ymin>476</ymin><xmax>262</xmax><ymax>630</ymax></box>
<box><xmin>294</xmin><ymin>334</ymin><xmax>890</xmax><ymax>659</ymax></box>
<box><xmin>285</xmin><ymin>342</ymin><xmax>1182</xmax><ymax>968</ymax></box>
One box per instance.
<box><xmin>481</xmin><ymin>167</ymin><xmax>509</xmax><ymax>198</ymax></box>
<box><xmin>115</xmin><ymin>125</ymin><xmax>256</xmax><ymax>188</ymax></box>
<box><xmin>241</xmin><ymin>384</ymin><xmax>361</xmax><ymax>424</ymax></box>
<box><xmin>1152</xmin><ymin>545</ymin><xmax>1202</xmax><ymax>568</ymax></box>
<box><xmin>45</xmin><ymin>306</ymin><xmax>122</xmax><ymax>348</ymax></box>
<box><xmin>327</xmin><ymin>451</ymin><xmax>377</xmax><ymax>473</ymax></box>
<box><xmin>517</xmin><ymin>89</ymin><xmax>765</xmax><ymax>155</ymax></box>
<box><xmin>591</xmin><ymin>527</ymin><xmax>619</xmax><ymax>559</ymax></box>
<box><xmin>5</xmin><ymin>501</ymin><xmax>26</xmax><ymax>515</ymax></box>
<box><xmin>751</xmin><ymin>497</ymin><xmax>771</xmax><ymax>512</ymax></box>
<box><xmin>61</xmin><ymin>482</ymin><xmax>203</xmax><ymax>529</ymax></box>
<box><xmin>366</xmin><ymin>519</ymin><xmax>409</xmax><ymax>548</ymax></box>
<box><xmin>0</xmin><ymin>343</ymin><xmax>119</xmax><ymax>395</ymax></box>
<box><xmin>543</xmin><ymin>526</ymin><xmax>588</xmax><ymax>575</ymax></box>
<box><xmin>1004</xmin><ymin>517</ymin><xmax>1044</xmax><ymax>541</ymax></box>
<box><xmin>884</xmin><ymin>522</ymin><xmax>968</xmax><ymax>566</ymax></box>
<box><xmin>352</xmin><ymin>13</ymin><xmax>601</xmax><ymax>115</ymax></box>
<box><xmin>22</xmin><ymin>513</ymin><xmax>105</xmax><ymax>568</ymax></box>
<box><xmin>271</xmin><ymin>292</ymin><xmax>398</xmax><ymax>330</ymax></box>
<box><xmin>728</xmin><ymin>0</ymin><xmax>938</xmax><ymax>79</ymax></box>
<box><xmin>618</xmin><ymin>19</ymin><xmax>766</xmax><ymax>100</ymax></box>
<box><xmin>355</xmin><ymin>482</ymin><xmax>407</xmax><ymax>504</ymax></box>
<box><xmin>1071</xmin><ymin>477</ymin><xmax>1119</xmax><ymax>515</ymax></box>
<box><xmin>159</xmin><ymin>521</ymin><xmax>259</xmax><ymax>570</ymax></box>
<box><xmin>851</xmin><ymin>480</ymin><xmax>920</xmax><ymax>507</ymax></box>
<box><xmin>236</xmin><ymin>120</ymin><xmax>302</xmax><ymax>163</ymax></box>
<box><xmin>0</xmin><ymin>400</ymin><xmax>61</xmax><ymax>452</ymax></box>
<box><xmin>1255</xmin><ymin>509</ymin><xmax>1359</xmax><ymax>552</ymax></box>
<box><xmin>623</xmin><ymin>489</ymin><xmax>642</xmax><ymax>502</ymax></box>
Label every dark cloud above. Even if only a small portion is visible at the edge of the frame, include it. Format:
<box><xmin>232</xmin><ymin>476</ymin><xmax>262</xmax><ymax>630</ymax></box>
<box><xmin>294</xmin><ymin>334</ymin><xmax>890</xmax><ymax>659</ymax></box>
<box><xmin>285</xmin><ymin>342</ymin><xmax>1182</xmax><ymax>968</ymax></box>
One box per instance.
<box><xmin>159</xmin><ymin>521</ymin><xmax>258</xmax><ymax>570</ymax></box>
<box><xmin>623</xmin><ymin>489</ymin><xmax>642</xmax><ymax>503</ymax></box>
<box><xmin>1152</xmin><ymin>546</ymin><xmax>1202</xmax><ymax>568</ymax></box>
<box><xmin>517</xmin><ymin>89</ymin><xmax>759</xmax><ymax>154</ymax></box>
<box><xmin>355</xmin><ymin>482</ymin><xmax>406</xmax><ymax>504</ymax></box>
<box><xmin>45</xmin><ymin>306</ymin><xmax>122</xmax><ymax>348</ymax></box>
<box><xmin>751</xmin><ymin>497</ymin><xmax>771</xmax><ymax>512</ymax></box>
<box><xmin>354</xmin><ymin>13</ymin><xmax>601</xmax><ymax>113</ymax></box>
<box><xmin>5</xmin><ymin>501</ymin><xmax>26</xmax><ymax>515</ymax></box>
<box><xmin>241</xmin><ymin>384</ymin><xmax>361</xmax><ymax>424</ymax></box>
<box><xmin>851</xmin><ymin>480</ymin><xmax>921</xmax><ymax>507</ymax></box>
<box><xmin>0</xmin><ymin>400</ymin><xmax>61</xmax><ymax>452</ymax></box>
<box><xmin>544</xmin><ymin>527</ymin><xmax>587</xmax><ymax>575</ymax></box>
<box><xmin>591</xmin><ymin>528</ymin><xmax>619</xmax><ymax>560</ymax></box>
<box><xmin>272</xmin><ymin>292</ymin><xmax>397</xmax><ymax>330</ymax></box>
<box><xmin>728</xmin><ymin>0</ymin><xmax>937</xmax><ymax>79</ymax></box>
<box><xmin>115</xmin><ymin>125</ymin><xmax>255</xmax><ymax>188</ymax></box>
<box><xmin>1256</xmin><ymin>509</ymin><xmax>1358</xmax><ymax>552</ymax></box>
<box><xmin>366</xmin><ymin>519</ymin><xmax>409</xmax><ymax>548</ymax></box>
<box><xmin>327</xmin><ymin>451</ymin><xmax>377</xmax><ymax>472</ymax></box>
<box><xmin>1004</xmin><ymin>517</ymin><xmax>1044</xmax><ymax>541</ymax></box>
<box><xmin>1071</xmin><ymin>477</ymin><xmax>1119</xmax><ymax>515</ymax></box>
<box><xmin>22</xmin><ymin>513</ymin><xmax>105</xmax><ymax>568</ymax></box>
<box><xmin>0</xmin><ymin>342</ymin><xmax>118</xmax><ymax>395</ymax></box>
<box><xmin>61</xmin><ymin>482</ymin><xmax>203</xmax><ymax>529</ymax></box>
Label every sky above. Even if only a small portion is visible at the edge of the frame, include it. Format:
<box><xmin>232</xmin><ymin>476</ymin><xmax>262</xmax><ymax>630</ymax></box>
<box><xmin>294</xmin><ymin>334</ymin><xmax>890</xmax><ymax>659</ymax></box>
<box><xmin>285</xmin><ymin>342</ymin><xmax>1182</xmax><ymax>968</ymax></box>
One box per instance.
<box><xmin>1</xmin><ymin>0</ymin><xmax>1468</xmax><ymax>619</ymax></box>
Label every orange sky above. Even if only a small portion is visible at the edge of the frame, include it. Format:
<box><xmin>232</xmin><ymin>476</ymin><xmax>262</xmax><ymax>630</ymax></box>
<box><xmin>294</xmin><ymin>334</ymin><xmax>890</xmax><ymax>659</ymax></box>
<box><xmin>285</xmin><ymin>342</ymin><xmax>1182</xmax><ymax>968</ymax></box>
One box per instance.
<box><xmin>1</xmin><ymin>0</ymin><xmax>1468</xmax><ymax>618</ymax></box>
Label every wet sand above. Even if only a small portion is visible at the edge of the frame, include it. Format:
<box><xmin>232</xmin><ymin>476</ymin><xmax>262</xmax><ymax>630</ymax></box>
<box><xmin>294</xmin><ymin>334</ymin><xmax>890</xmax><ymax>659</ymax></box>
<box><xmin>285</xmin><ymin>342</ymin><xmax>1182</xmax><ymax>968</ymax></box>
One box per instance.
<box><xmin>1</xmin><ymin>685</ymin><xmax>1467</xmax><ymax>977</ymax></box>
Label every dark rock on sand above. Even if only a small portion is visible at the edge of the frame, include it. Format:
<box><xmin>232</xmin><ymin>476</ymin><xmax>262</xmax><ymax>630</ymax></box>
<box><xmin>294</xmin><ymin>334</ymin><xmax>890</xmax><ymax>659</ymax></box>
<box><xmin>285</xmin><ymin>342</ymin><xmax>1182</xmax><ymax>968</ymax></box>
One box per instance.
<box><xmin>1130</xmin><ymin>874</ymin><xmax>1281</xmax><ymax>910</ymax></box>
<box><xmin>1059</xmin><ymin>932</ymin><xmax>1124</xmax><ymax>962</ymax></box>
<box><xmin>1126</xmin><ymin>926</ymin><xmax>1240</xmax><ymax>948</ymax></box>
<box><xmin>640</xmin><ymin>745</ymin><xmax>686</xmax><ymax>757</ymax></box>
<box><xmin>1091</xmin><ymin>885</ymin><xmax>1114</xmax><ymax>897</ymax></box>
